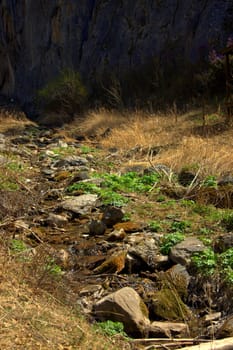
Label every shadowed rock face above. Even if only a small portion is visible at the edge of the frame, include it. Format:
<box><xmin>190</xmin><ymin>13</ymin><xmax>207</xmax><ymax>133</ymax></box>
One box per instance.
<box><xmin>0</xmin><ymin>0</ymin><xmax>232</xmax><ymax>107</ymax></box>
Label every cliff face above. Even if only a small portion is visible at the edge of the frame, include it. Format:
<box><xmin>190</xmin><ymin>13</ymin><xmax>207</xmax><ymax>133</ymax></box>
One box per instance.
<box><xmin>0</xmin><ymin>0</ymin><xmax>232</xmax><ymax>108</ymax></box>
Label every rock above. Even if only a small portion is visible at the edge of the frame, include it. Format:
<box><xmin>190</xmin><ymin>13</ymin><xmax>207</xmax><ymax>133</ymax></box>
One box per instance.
<box><xmin>169</xmin><ymin>237</ymin><xmax>205</xmax><ymax>266</ymax></box>
<box><xmin>164</xmin><ymin>264</ymin><xmax>191</xmax><ymax>299</ymax></box>
<box><xmin>114</xmin><ymin>221</ymin><xmax>144</xmax><ymax>232</ymax></box>
<box><xmin>149</xmin><ymin>321</ymin><xmax>189</xmax><ymax>338</ymax></box>
<box><xmin>216</xmin><ymin>315</ymin><xmax>233</xmax><ymax>339</ymax></box>
<box><xmin>218</xmin><ymin>175</ymin><xmax>233</xmax><ymax>186</ymax></box>
<box><xmin>0</xmin><ymin>1</ymin><xmax>231</xmax><ymax>109</ymax></box>
<box><xmin>46</xmin><ymin>213</ymin><xmax>68</xmax><ymax>227</ymax></box>
<box><xmin>60</xmin><ymin>194</ymin><xmax>99</xmax><ymax>215</ymax></box>
<box><xmin>101</xmin><ymin>206</ymin><xmax>124</xmax><ymax>227</ymax></box>
<box><xmin>54</xmin><ymin>156</ymin><xmax>88</xmax><ymax>168</ymax></box>
<box><xmin>214</xmin><ymin>232</ymin><xmax>233</xmax><ymax>252</ymax></box>
<box><xmin>68</xmin><ymin>171</ymin><xmax>90</xmax><ymax>185</ymax></box>
<box><xmin>107</xmin><ymin>228</ymin><xmax>126</xmax><ymax>241</ymax></box>
<box><xmin>128</xmin><ymin>237</ymin><xmax>160</xmax><ymax>270</ymax></box>
<box><xmin>204</xmin><ymin>312</ymin><xmax>221</xmax><ymax>326</ymax></box>
<box><xmin>93</xmin><ymin>251</ymin><xmax>127</xmax><ymax>274</ymax></box>
<box><xmin>89</xmin><ymin>220</ymin><xmax>107</xmax><ymax>236</ymax></box>
<box><xmin>149</xmin><ymin>288</ymin><xmax>192</xmax><ymax>321</ymax></box>
<box><xmin>93</xmin><ymin>287</ymin><xmax>150</xmax><ymax>337</ymax></box>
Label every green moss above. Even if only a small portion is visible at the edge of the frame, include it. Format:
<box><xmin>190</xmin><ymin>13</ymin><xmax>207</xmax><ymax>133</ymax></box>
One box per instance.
<box><xmin>152</xmin><ymin>288</ymin><xmax>191</xmax><ymax>321</ymax></box>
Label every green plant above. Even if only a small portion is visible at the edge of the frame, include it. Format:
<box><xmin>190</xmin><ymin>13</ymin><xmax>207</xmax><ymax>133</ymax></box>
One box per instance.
<box><xmin>45</xmin><ymin>258</ymin><xmax>63</xmax><ymax>277</ymax></box>
<box><xmin>95</xmin><ymin>320</ymin><xmax>127</xmax><ymax>337</ymax></box>
<box><xmin>122</xmin><ymin>213</ymin><xmax>131</xmax><ymax>222</ymax></box>
<box><xmin>10</xmin><ymin>239</ymin><xmax>28</xmax><ymax>254</ymax></box>
<box><xmin>156</xmin><ymin>194</ymin><xmax>166</xmax><ymax>202</ymax></box>
<box><xmin>220</xmin><ymin>248</ymin><xmax>233</xmax><ymax>269</ymax></box>
<box><xmin>170</xmin><ymin>220</ymin><xmax>191</xmax><ymax>232</ymax></box>
<box><xmin>100</xmin><ymin>172</ymin><xmax>160</xmax><ymax>193</ymax></box>
<box><xmin>221</xmin><ymin>212</ymin><xmax>233</xmax><ymax>231</ymax></box>
<box><xmin>160</xmin><ymin>232</ymin><xmax>185</xmax><ymax>255</ymax></box>
<box><xmin>148</xmin><ymin>220</ymin><xmax>162</xmax><ymax>232</ymax></box>
<box><xmin>202</xmin><ymin>175</ymin><xmax>218</xmax><ymax>188</ymax></box>
<box><xmin>191</xmin><ymin>248</ymin><xmax>216</xmax><ymax>275</ymax></box>
<box><xmin>38</xmin><ymin>68</ymin><xmax>88</xmax><ymax>116</ymax></box>
<box><xmin>66</xmin><ymin>181</ymin><xmax>128</xmax><ymax>207</ymax></box>
<box><xmin>80</xmin><ymin>145</ymin><xmax>96</xmax><ymax>154</ymax></box>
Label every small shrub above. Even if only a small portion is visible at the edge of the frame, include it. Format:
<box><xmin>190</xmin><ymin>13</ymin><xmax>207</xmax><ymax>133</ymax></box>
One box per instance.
<box><xmin>38</xmin><ymin>69</ymin><xmax>88</xmax><ymax>117</ymax></box>
<box><xmin>160</xmin><ymin>232</ymin><xmax>185</xmax><ymax>255</ymax></box>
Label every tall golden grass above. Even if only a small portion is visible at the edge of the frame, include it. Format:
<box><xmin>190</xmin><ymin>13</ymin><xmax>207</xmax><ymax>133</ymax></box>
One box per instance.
<box><xmin>71</xmin><ymin>108</ymin><xmax>233</xmax><ymax>177</ymax></box>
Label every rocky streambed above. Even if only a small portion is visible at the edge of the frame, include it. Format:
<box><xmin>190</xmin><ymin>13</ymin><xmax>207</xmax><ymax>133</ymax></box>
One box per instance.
<box><xmin>1</xmin><ymin>122</ymin><xmax>233</xmax><ymax>348</ymax></box>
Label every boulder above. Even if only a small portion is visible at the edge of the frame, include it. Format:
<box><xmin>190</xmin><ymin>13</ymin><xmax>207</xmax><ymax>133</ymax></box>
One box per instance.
<box><xmin>93</xmin><ymin>287</ymin><xmax>150</xmax><ymax>337</ymax></box>
<box><xmin>216</xmin><ymin>315</ymin><xmax>233</xmax><ymax>339</ymax></box>
<box><xmin>170</xmin><ymin>237</ymin><xmax>205</xmax><ymax>266</ymax></box>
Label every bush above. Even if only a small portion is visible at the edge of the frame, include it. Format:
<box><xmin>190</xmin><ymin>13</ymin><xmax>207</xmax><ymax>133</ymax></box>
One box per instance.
<box><xmin>38</xmin><ymin>69</ymin><xmax>88</xmax><ymax>117</ymax></box>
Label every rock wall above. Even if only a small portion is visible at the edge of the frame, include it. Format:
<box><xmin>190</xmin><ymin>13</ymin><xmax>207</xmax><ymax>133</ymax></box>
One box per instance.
<box><xmin>0</xmin><ymin>0</ymin><xmax>232</xmax><ymax>108</ymax></box>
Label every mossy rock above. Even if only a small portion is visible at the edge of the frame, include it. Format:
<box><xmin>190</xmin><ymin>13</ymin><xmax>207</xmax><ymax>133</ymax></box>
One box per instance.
<box><xmin>151</xmin><ymin>288</ymin><xmax>192</xmax><ymax>321</ymax></box>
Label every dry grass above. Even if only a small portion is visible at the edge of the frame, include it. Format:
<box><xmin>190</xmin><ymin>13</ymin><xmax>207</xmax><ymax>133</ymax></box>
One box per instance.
<box><xmin>70</xmin><ymin>107</ymin><xmax>233</xmax><ymax>177</ymax></box>
<box><xmin>0</xmin><ymin>113</ymin><xmax>34</xmax><ymax>134</ymax></box>
<box><xmin>0</xmin><ymin>242</ymin><xmax>130</xmax><ymax>350</ymax></box>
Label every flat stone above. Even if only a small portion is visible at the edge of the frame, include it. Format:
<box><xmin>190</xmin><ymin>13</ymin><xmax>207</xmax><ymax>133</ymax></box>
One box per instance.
<box><xmin>60</xmin><ymin>194</ymin><xmax>98</xmax><ymax>215</ymax></box>
<box><xmin>149</xmin><ymin>321</ymin><xmax>189</xmax><ymax>338</ymax></box>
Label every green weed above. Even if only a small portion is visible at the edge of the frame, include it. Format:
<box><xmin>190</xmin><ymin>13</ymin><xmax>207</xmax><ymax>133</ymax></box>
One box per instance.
<box><xmin>191</xmin><ymin>248</ymin><xmax>216</xmax><ymax>275</ymax></box>
<box><xmin>221</xmin><ymin>212</ymin><xmax>233</xmax><ymax>231</ymax></box>
<box><xmin>10</xmin><ymin>239</ymin><xmax>28</xmax><ymax>254</ymax></box>
<box><xmin>202</xmin><ymin>175</ymin><xmax>218</xmax><ymax>188</ymax></box>
<box><xmin>170</xmin><ymin>220</ymin><xmax>191</xmax><ymax>232</ymax></box>
<box><xmin>45</xmin><ymin>258</ymin><xmax>63</xmax><ymax>277</ymax></box>
<box><xmin>148</xmin><ymin>220</ymin><xmax>162</xmax><ymax>232</ymax></box>
<box><xmin>80</xmin><ymin>145</ymin><xmax>97</xmax><ymax>154</ymax></box>
<box><xmin>160</xmin><ymin>232</ymin><xmax>185</xmax><ymax>255</ymax></box>
<box><xmin>95</xmin><ymin>320</ymin><xmax>128</xmax><ymax>338</ymax></box>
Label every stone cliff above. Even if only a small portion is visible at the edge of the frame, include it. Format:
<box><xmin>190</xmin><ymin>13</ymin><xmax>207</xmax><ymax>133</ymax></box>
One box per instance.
<box><xmin>0</xmin><ymin>0</ymin><xmax>232</xmax><ymax>109</ymax></box>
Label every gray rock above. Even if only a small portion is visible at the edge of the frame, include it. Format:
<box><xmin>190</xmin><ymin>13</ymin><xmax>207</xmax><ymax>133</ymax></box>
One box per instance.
<box><xmin>128</xmin><ymin>238</ymin><xmax>160</xmax><ymax>270</ymax></box>
<box><xmin>149</xmin><ymin>321</ymin><xmax>189</xmax><ymax>338</ymax></box>
<box><xmin>169</xmin><ymin>237</ymin><xmax>205</xmax><ymax>266</ymax></box>
<box><xmin>46</xmin><ymin>213</ymin><xmax>68</xmax><ymax>227</ymax></box>
<box><xmin>218</xmin><ymin>175</ymin><xmax>233</xmax><ymax>186</ymax></box>
<box><xmin>60</xmin><ymin>194</ymin><xmax>98</xmax><ymax>215</ymax></box>
<box><xmin>54</xmin><ymin>156</ymin><xmax>88</xmax><ymax>168</ymax></box>
<box><xmin>93</xmin><ymin>287</ymin><xmax>150</xmax><ymax>337</ymax></box>
<box><xmin>214</xmin><ymin>232</ymin><xmax>233</xmax><ymax>252</ymax></box>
